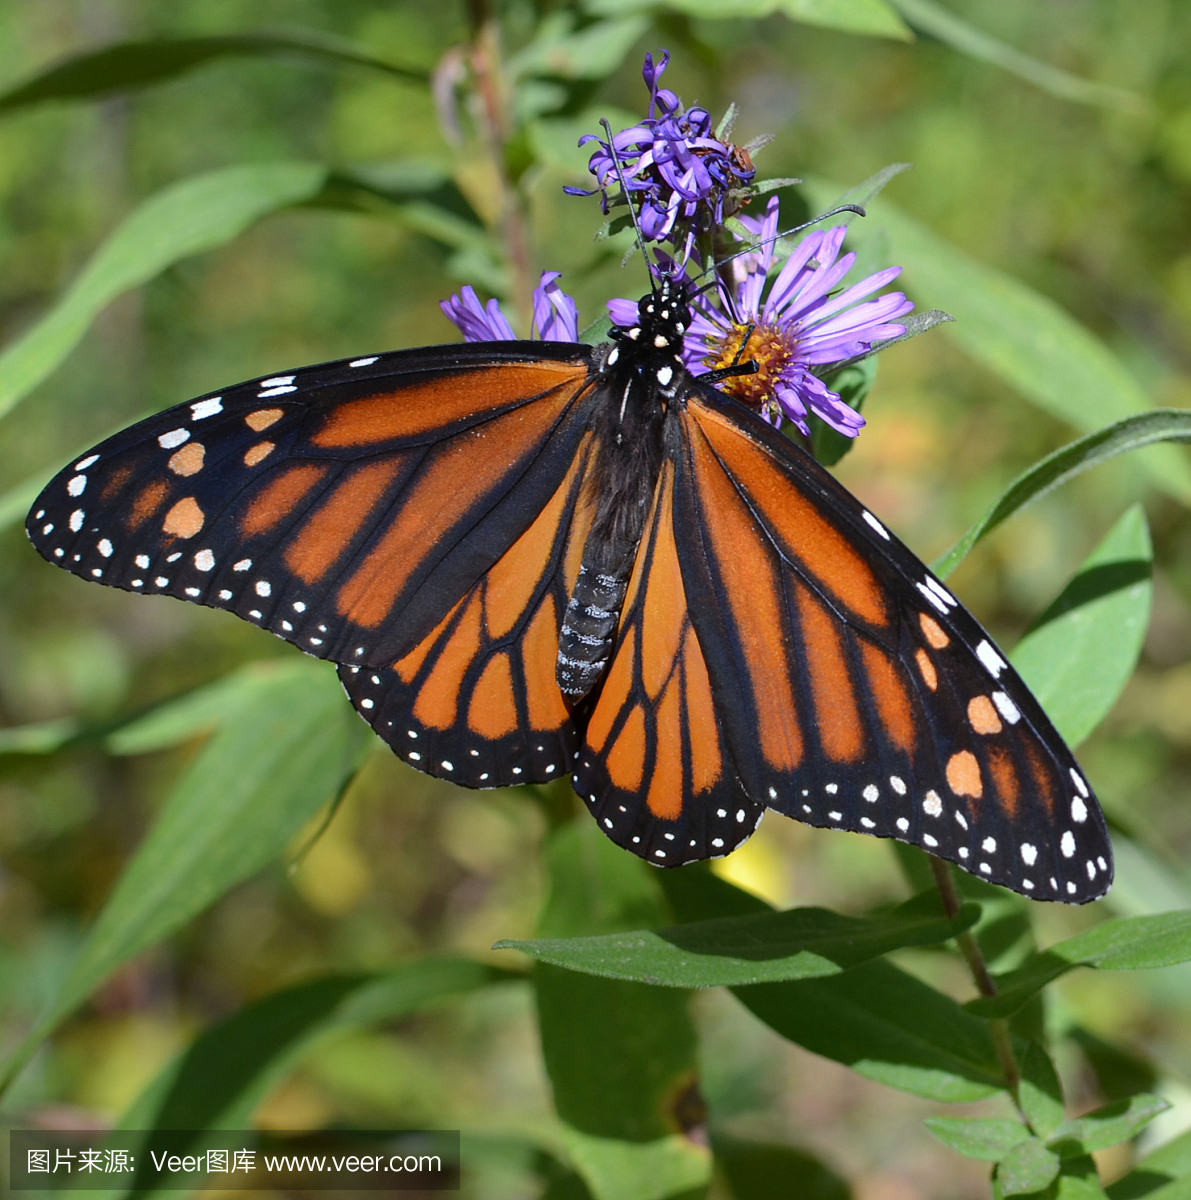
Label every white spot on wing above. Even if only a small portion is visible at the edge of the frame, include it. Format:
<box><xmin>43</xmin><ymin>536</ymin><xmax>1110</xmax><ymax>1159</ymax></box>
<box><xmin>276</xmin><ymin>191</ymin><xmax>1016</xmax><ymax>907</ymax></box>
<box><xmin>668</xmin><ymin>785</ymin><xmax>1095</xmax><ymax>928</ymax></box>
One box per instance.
<box><xmin>195</xmin><ymin>549</ymin><xmax>215</xmax><ymax>571</ymax></box>
<box><xmin>349</xmin><ymin>357</ymin><xmax>378</xmax><ymax>368</ymax></box>
<box><xmin>923</xmin><ymin>834</ymin><xmax>938</xmax><ymax>848</ymax></box>
<box><xmin>976</xmin><ymin>640</ymin><xmax>1007</xmax><ymax>678</ymax></box>
<box><xmin>97</xmin><ymin>539</ymin><xmax>113</xmax><ymax>557</ymax></box>
<box><xmin>191</xmin><ymin>397</ymin><xmax>223</xmax><ymax>420</ymax></box>
<box><xmin>185</xmin><ymin>587</ymin><xmax>200</xmax><ymax>597</ymax></box>
<box><xmin>862</xmin><ymin>510</ymin><xmax>890</xmax><ymax>539</ymax></box>
<box><xmin>890</xmin><ymin>776</ymin><xmax>906</xmax><ymax>794</ymax></box>
<box><xmin>233</xmin><ymin>559</ymin><xmax>251</xmax><ymax>571</ymax></box>
<box><xmin>917</xmin><ymin>582</ymin><xmax>948</xmax><ymax>614</ymax></box>
<box><xmin>1071</xmin><ymin>796</ymin><xmax>1088</xmax><ymax>823</ymax></box>
<box><xmin>75</xmin><ymin>455</ymin><xmax>99</xmax><ymax>470</ymax></box>
<box><xmin>158</xmin><ymin>428</ymin><xmax>190</xmax><ymax>449</ymax></box>
<box><xmin>136</xmin><ymin>555</ymin><xmax>150</xmax><ymax>569</ymax></box>
<box><xmin>982</xmin><ymin>836</ymin><xmax>996</xmax><ymax>853</ymax></box>
<box><xmin>218</xmin><ymin>589</ymin><xmax>232</xmax><ymax>600</ymax></box>
<box><xmin>896</xmin><ymin>817</ymin><xmax>909</xmax><ymax>832</ymax></box>
<box><xmin>69</xmin><ymin>510</ymin><xmax>84</xmax><ymax>532</ymax></box>
<box><xmin>1060</xmin><ymin>831</ymin><xmax>1075</xmax><ymax>858</ymax></box>
<box><xmin>1070</xmin><ymin>768</ymin><xmax>1089</xmax><ymax>797</ymax></box>
<box><xmin>255</xmin><ymin>580</ymin><xmax>271</xmax><ymax>597</ymax></box>
<box><xmin>67</xmin><ymin>475</ymin><xmax>87</xmax><ymax>496</ymax></box>
<box><xmin>923</xmin><ymin>792</ymin><xmax>943</xmax><ymax>817</ymax></box>
<box><xmin>992</xmin><ymin>691</ymin><xmax>1021</xmax><ymax>723</ymax></box>
<box><xmin>863</xmin><ymin>784</ymin><xmax>879</xmax><ymax>802</ymax></box>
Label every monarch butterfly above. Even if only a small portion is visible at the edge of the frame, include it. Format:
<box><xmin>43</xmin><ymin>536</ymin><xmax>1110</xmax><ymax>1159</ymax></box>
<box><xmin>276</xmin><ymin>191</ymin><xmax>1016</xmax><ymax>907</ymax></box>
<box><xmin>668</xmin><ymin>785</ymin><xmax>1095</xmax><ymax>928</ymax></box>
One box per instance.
<box><xmin>25</xmin><ymin>274</ymin><xmax>1111</xmax><ymax>903</ymax></box>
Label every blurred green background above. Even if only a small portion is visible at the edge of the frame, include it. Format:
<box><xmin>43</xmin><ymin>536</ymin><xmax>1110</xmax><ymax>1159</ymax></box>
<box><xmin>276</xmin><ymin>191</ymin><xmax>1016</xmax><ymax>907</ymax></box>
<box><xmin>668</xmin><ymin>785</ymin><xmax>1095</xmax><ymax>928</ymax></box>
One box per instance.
<box><xmin>0</xmin><ymin>2</ymin><xmax>1189</xmax><ymax>1197</ymax></box>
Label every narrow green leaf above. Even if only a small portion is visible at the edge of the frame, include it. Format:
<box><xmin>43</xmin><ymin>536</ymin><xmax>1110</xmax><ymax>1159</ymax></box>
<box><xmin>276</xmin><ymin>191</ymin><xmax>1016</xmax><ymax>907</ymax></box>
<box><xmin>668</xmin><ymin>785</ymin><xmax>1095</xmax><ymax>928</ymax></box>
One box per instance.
<box><xmin>657</xmin><ymin>866</ymin><xmax>1006</xmax><ymax>1101</ymax></box>
<box><xmin>1107</xmin><ymin>1127</ymin><xmax>1191</xmax><ymax>1200</ymax></box>
<box><xmin>1050</xmin><ymin>1095</ymin><xmax>1171</xmax><ymax>1158</ymax></box>
<box><xmin>0</xmin><ymin>162</ymin><xmax>328</xmax><ymax>422</ymax></box>
<box><xmin>968</xmin><ymin>912</ymin><xmax>1191</xmax><ymax>1018</ymax></box>
<box><xmin>804</xmin><ymin>181</ymin><xmax>1191</xmax><ymax>504</ymax></box>
<box><xmin>587</xmin><ymin>0</ymin><xmax>911</xmax><ymax>39</ymax></box>
<box><xmin>0</xmin><ymin>658</ymin><xmax>368</xmax><ymax>1095</ymax></box>
<box><xmin>532</xmin><ymin>822</ymin><xmax>696</xmax><ymax>1144</ymax></box>
<box><xmin>84</xmin><ymin>959</ymin><xmax>502</xmax><ymax>1200</ymax></box>
<box><xmin>711</xmin><ymin>1135</ymin><xmax>849</xmax><ymax>1200</ymax></box>
<box><xmin>1020</xmin><ymin>1042</ymin><xmax>1066</xmax><ymax>1140</ymax></box>
<box><xmin>511</xmin><ymin>15</ymin><xmax>651</xmax><ymax>80</ymax></box>
<box><xmin>1054</xmin><ymin>1155</ymin><xmax>1111</xmax><ymax>1200</ymax></box>
<box><xmin>998</xmin><ymin>1139</ymin><xmax>1061</xmax><ymax>1196</ymax></box>
<box><xmin>924</xmin><ymin>1116</ymin><xmax>1032</xmax><ymax>1161</ymax></box>
<box><xmin>774</xmin><ymin>0</ymin><xmax>912</xmax><ymax>39</ymax></box>
<box><xmin>498</xmin><ymin>899</ymin><xmax>979</xmax><ymax>987</ymax></box>
<box><xmin>737</xmin><ymin>960</ymin><xmax>1006</xmax><ymax>1102</ymax></box>
<box><xmin>885</xmin><ymin>0</ymin><xmax>1146</xmax><ymax>112</ymax></box>
<box><xmin>105</xmin><ymin>663</ymin><xmax>279</xmax><ymax>755</ymax></box>
<box><xmin>0</xmin><ymin>716</ymin><xmax>80</xmax><ymax>755</ymax></box>
<box><xmin>1011</xmin><ymin>505</ymin><xmax>1152</xmax><ymax>747</ymax></box>
<box><xmin>932</xmin><ymin>413</ymin><xmax>1191</xmax><ymax>579</ymax></box>
<box><xmin>554</xmin><ymin>1126</ymin><xmax>711</xmax><ymax>1200</ymax></box>
<box><xmin>0</xmin><ymin>30</ymin><xmax>426</xmax><ymax>112</ymax></box>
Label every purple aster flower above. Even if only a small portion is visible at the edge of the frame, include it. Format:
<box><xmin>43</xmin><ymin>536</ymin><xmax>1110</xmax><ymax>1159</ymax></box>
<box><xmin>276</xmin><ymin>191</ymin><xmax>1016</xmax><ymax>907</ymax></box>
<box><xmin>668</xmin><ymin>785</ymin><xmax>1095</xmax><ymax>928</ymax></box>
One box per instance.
<box><xmin>567</xmin><ymin>50</ymin><xmax>756</xmax><ymax>256</ymax></box>
<box><xmin>442</xmin><ymin>273</ymin><xmax>579</xmax><ymax>343</ymax></box>
<box><xmin>683</xmin><ymin>197</ymin><xmax>913</xmax><ymax>436</ymax></box>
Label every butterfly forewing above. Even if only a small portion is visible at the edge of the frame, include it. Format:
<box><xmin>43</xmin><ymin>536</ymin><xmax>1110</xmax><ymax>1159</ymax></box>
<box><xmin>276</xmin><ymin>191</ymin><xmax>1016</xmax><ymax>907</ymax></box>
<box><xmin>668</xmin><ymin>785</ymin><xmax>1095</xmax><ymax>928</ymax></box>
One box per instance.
<box><xmin>27</xmin><ymin>344</ymin><xmax>595</xmax><ymax>671</ymax></box>
<box><xmin>676</xmin><ymin>385</ymin><xmax>1112</xmax><ymax>903</ymax></box>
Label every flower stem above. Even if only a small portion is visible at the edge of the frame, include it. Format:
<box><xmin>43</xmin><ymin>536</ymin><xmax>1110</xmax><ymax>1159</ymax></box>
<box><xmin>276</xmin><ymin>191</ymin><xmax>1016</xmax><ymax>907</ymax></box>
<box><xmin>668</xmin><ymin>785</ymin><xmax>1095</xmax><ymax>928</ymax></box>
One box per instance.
<box><xmin>465</xmin><ymin>0</ymin><xmax>535</xmax><ymax>333</ymax></box>
<box><xmin>928</xmin><ymin>855</ymin><xmax>1022</xmax><ymax>1104</ymax></box>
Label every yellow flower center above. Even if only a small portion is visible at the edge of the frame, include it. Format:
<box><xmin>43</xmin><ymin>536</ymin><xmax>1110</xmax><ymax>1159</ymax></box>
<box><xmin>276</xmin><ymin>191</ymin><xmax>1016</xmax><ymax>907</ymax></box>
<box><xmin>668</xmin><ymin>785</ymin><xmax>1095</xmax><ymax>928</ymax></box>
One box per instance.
<box><xmin>704</xmin><ymin>320</ymin><xmax>794</xmax><ymax>411</ymax></box>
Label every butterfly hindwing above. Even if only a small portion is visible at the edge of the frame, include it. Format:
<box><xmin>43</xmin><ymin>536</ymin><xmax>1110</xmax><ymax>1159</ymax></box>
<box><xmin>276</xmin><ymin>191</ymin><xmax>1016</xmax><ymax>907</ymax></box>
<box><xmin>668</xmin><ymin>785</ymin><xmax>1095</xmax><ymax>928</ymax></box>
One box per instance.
<box><xmin>27</xmin><ymin>343</ymin><xmax>596</xmax><ymax>672</ymax></box>
<box><xmin>338</xmin><ymin>438</ymin><xmax>599</xmax><ymax>788</ymax></box>
<box><xmin>675</xmin><ymin>387</ymin><xmax>1112</xmax><ymax>902</ymax></box>
<box><xmin>572</xmin><ymin>456</ymin><xmax>764</xmax><ymax>865</ymax></box>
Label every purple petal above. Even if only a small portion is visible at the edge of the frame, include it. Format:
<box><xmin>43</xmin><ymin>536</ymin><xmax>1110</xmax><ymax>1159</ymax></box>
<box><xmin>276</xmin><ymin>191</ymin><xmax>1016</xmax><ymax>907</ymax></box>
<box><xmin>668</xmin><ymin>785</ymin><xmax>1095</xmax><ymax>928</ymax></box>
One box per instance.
<box><xmin>607</xmin><ymin>297</ymin><xmax>639</xmax><ymax>328</ymax></box>
<box><xmin>533</xmin><ymin>272</ymin><xmax>579</xmax><ymax>342</ymax></box>
<box><xmin>441</xmin><ymin>286</ymin><xmax>516</xmax><ymax>342</ymax></box>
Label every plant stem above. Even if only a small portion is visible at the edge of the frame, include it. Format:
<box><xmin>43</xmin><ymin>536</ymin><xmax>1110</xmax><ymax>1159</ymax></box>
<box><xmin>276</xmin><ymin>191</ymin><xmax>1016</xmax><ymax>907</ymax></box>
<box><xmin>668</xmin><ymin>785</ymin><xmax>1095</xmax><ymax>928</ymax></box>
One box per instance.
<box><xmin>465</xmin><ymin>0</ymin><xmax>535</xmax><ymax>332</ymax></box>
<box><xmin>929</xmin><ymin>855</ymin><xmax>1022</xmax><ymax>1102</ymax></box>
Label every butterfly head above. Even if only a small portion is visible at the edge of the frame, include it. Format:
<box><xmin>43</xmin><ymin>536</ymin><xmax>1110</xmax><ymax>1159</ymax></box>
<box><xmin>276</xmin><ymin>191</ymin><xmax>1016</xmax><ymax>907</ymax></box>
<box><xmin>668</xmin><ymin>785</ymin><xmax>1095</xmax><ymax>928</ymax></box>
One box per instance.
<box><xmin>609</xmin><ymin>275</ymin><xmax>691</xmax><ymax>370</ymax></box>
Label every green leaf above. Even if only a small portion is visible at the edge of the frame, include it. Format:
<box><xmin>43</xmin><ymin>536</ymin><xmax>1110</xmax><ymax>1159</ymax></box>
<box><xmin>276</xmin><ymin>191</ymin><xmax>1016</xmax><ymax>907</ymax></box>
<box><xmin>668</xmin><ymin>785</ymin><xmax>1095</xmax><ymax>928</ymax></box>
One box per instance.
<box><xmin>554</xmin><ymin>1126</ymin><xmax>711</xmax><ymax>1200</ymax></box>
<box><xmin>498</xmin><ymin>898</ymin><xmax>980</xmax><ymax>987</ymax></box>
<box><xmin>924</xmin><ymin>1116</ymin><xmax>1032</xmax><ymax>1161</ymax></box>
<box><xmin>0</xmin><ymin>658</ymin><xmax>369</xmax><ymax>1096</ymax></box>
<box><xmin>711</xmin><ymin>1135</ymin><xmax>849</xmax><ymax>1200</ymax></box>
<box><xmin>658</xmin><ymin>867</ymin><xmax>1006</xmax><ymax>1101</ymax></box>
<box><xmin>1108</xmin><ymin>1127</ymin><xmax>1191</xmax><ymax>1200</ymax></box>
<box><xmin>1011</xmin><ymin>505</ymin><xmax>1151</xmax><ymax>747</ymax></box>
<box><xmin>1070</xmin><ymin>1027</ymin><xmax>1158</xmax><ymax>1104</ymax></box>
<box><xmin>0</xmin><ymin>162</ymin><xmax>328</xmax><ymax>423</ymax></box>
<box><xmin>803</xmin><ymin>181</ymin><xmax>1191</xmax><ymax>505</ymax></box>
<box><xmin>1054</xmin><ymin>1155</ymin><xmax>1111</xmax><ymax>1200</ymax></box>
<box><xmin>773</xmin><ymin>0</ymin><xmax>912</xmax><ymax>39</ymax></box>
<box><xmin>0</xmin><ymin>30</ymin><xmax>425</xmax><ymax>112</ymax></box>
<box><xmin>998</xmin><ymin>1139</ymin><xmax>1062</xmax><ymax>1196</ymax></box>
<box><xmin>587</xmin><ymin>0</ymin><xmax>911</xmax><ymax>38</ymax></box>
<box><xmin>1020</xmin><ymin>1042</ymin><xmax>1066</xmax><ymax>1140</ymax></box>
<box><xmin>968</xmin><ymin>912</ymin><xmax>1191</xmax><ymax>1018</ymax></box>
<box><xmin>511</xmin><ymin>14</ymin><xmax>651</xmax><ymax>80</ymax></box>
<box><xmin>885</xmin><ymin>0</ymin><xmax>1146</xmax><ymax>112</ymax></box>
<box><xmin>0</xmin><ymin>716</ymin><xmax>80</xmax><ymax>755</ymax></box>
<box><xmin>532</xmin><ymin>822</ymin><xmax>697</xmax><ymax>1144</ymax></box>
<box><xmin>737</xmin><ymin>960</ymin><xmax>1006</xmax><ymax>1102</ymax></box>
<box><xmin>105</xmin><ymin>664</ymin><xmax>279</xmax><ymax>755</ymax></box>
<box><xmin>1050</xmin><ymin>1095</ymin><xmax>1171</xmax><ymax>1158</ymax></box>
<box><xmin>85</xmin><ymin>959</ymin><xmax>502</xmax><ymax>1200</ymax></box>
<box><xmin>932</xmin><ymin>413</ymin><xmax>1191</xmax><ymax>579</ymax></box>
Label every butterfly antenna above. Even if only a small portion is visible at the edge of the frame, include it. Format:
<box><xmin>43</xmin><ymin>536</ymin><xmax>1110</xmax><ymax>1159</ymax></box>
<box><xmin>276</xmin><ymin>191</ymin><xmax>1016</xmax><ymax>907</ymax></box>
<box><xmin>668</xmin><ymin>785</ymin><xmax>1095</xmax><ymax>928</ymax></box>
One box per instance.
<box><xmin>600</xmin><ymin>117</ymin><xmax>657</xmax><ymax>293</ymax></box>
<box><xmin>686</xmin><ymin>203</ymin><xmax>867</xmax><ymax>300</ymax></box>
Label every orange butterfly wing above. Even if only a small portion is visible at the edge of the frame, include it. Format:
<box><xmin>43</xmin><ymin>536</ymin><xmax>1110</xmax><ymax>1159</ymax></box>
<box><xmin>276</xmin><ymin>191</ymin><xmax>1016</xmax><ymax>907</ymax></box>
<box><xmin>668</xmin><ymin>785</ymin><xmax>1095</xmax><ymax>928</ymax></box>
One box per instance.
<box><xmin>572</xmin><ymin>457</ymin><xmax>763</xmax><ymax>862</ymax></box>
<box><xmin>28</xmin><ymin>345</ymin><xmax>596</xmax><ymax>675</ymax></box>
<box><xmin>661</xmin><ymin>386</ymin><xmax>1111</xmax><ymax>902</ymax></box>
